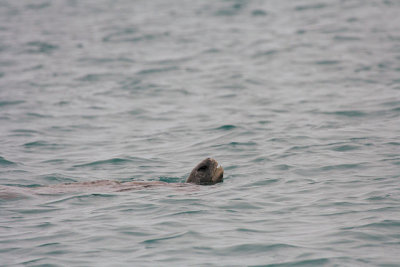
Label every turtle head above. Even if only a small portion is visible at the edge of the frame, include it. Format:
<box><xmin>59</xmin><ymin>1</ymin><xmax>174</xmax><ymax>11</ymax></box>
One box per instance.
<box><xmin>186</xmin><ymin>158</ymin><xmax>224</xmax><ymax>185</ymax></box>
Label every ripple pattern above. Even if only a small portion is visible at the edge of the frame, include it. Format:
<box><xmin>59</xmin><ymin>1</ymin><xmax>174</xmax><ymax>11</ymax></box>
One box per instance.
<box><xmin>1</xmin><ymin>0</ymin><xmax>400</xmax><ymax>266</ymax></box>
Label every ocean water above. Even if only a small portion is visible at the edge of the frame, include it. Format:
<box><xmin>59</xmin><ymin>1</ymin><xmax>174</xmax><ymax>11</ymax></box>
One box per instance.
<box><xmin>1</xmin><ymin>0</ymin><xmax>400</xmax><ymax>266</ymax></box>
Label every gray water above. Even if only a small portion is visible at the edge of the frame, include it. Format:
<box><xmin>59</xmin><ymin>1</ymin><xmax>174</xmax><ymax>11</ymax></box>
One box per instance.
<box><xmin>1</xmin><ymin>0</ymin><xmax>400</xmax><ymax>266</ymax></box>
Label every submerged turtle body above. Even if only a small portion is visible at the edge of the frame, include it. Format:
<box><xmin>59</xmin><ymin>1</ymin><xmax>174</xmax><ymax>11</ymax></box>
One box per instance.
<box><xmin>0</xmin><ymin>158</ymin><xmax>224</xmax><ymax>198</ymax></box>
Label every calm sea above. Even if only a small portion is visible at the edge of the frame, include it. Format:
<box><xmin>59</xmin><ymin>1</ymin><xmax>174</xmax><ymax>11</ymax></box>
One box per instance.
<box><xmin>1</xmin><ymin>0</ymin><xmax>400</xmax><ymax>266</ymax></box>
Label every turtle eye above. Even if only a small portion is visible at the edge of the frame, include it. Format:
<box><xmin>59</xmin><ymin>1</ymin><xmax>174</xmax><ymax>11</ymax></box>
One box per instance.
<box><xmin>198</xmin><ymin>165</ymin><xmax>208</xmax><ymax>171</ymax></box>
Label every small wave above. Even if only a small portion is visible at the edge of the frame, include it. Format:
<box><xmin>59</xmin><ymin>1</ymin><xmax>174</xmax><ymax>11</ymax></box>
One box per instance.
<box><xmin>273</xmin><ymin>164</ymin><xmax>292</xmax><ymax>170</ymax></box>
<box><xmin>42</xmin><ymin>159</ymin><xmax>65</xmax><ymax>164</ymax></box>
<box><xmin>26</xmin><ymin>3</ymin><xmax>50</xmax><ymax>9</ymax></box>
<box><xmin>26</xmin><ymin>112</ymin><xmax>53</xmax><ymax>118</ymax></box>
<box><xmin>391</xmin><ymin>78</ymin><xmax>400</xmax><ymax>84</ymax></box>
<box><xmin>12</xmin><ymin>129</ymin><xmax>40</xmax><ymax>134</ymax></box>
<box><xmin>247</xmin><ymin>178</ymin><xmax>280</xmax><ymax>187</ymax></box>
<box><xmin>355</xmin><ymin>65</ymin><xmax>372</xmax><ymax>72</ymax></box>
<box><xmin>260</xmin><ymin>258</ymin><xmax>330</xmax><ymax>266</ymax></box>
<box><xmin>43</xmin><ymin>194</ymin><xmax>116</xmax><ymax>204</ymax></box>
<box><xmin>295</xmin><ymin>3</ymin><xmax>327</xmax><ymax>11</ymax></box>
<box><xmin>202</xmin><ymin>48</ymin><xmax>221</xmax><ymax>54</ymax></box>
<box><xmin>332</xmin><ymin>145</ymin><xmax>359</xmax><ymax>152</ymax></box>
<box><xmin>103</xmin><ymin>31</ymin><xmax>168</xmax><ymax>43</ymax></box>
<box><xmin>137</xmin><ymin>66</ymin><xmax>179</xmax><ymax>75</ymax></box>
<box><xmin>220</xmin><ymin>243</ymin><xmax>298</xmax><ymax>255</ymax></box>
<box><xmin>386</xmin><ymin>142</ymin><xmax>400</xmax><ymax>146</ymax></box>
<box><xmin>392</xmin><ymin>106</ymin><xmax>400</xmax><ymax>112</ymax></box>
<box><xmin>102</xmin><ymin>27</ymin><xmax>137</xmax><ymax>42</ymax></box>
<box><xmin>40</xmin><ymin>174</ymin><xmax>76</xmax><ymax>183</ymax></box>
<box><xmin>215</xmin><ymin>2</ymin><xmax>244</xmax><ymax>16</ymax></box>
<box><xmin>73</xmin><ymin>158</ymin><xmax>132</xmax><ymax>168</ymax></box>
<box><xmin>236</xmin><ymin>228</ymin><xmax>266</xmax><ymax>233</ymax></box>
<box><xmin>24</xmin><ymin>141</ymin><xmax>48</xmax><ymax>147</ymax></box>
<box><xmin>78</xmin><ymin>57</ymin><xmax>134</xmax><ymax>64</ymax></box>
<box><xmin>0</xmin><ymin>100</ymin><xmax>25</xmax><ymax>107</ymax></box>
<box><xmin>315</xmin><ymin>60</ymin><xmax>340</xmax><ymax>65</ymax></box>
<box><xmin>334</xmin><ymin>35</ymin><xmax>362</xmax><ymax>41</ymax></box>
<box><xmin>324</xmin><ymin>110</ymin><xmax>367</xmax><ymax>117</ymax></box>
<box><xmin>320</xmin><ymin>163</ymin><xmax>362</xmax><ymax>171</ymax></box>
<box><xmin>38</xmin><ymin>242</ymin><xmax>59</xmax><ymax>248</ymax></box>
<box><xmin>219</xmin><ymin>201</ymin><xmax>262</xmax><ymax>210</ymax></box>
<box><xmin>229</xmin><ymin>141</ymin><xmax>257</xmax><ymax>146</ymax></box>
<box><xmin>348</xmin><ymin>220</ymin><xmax>400</xmax><ymax>230</ymax></box>
<box><xmin>119</xmin><ymin>230</ymin><xmax>152</xmax><ymax>237</ymax></box>
<box><xmin>169</xmin><ymin>210</ymin><xmax>206</xmax><ymax>217</ymax></box>
<box><xmin>253</xmin><ymin>49</ymin><xmax>279</xmax><ymax>58</ymax></box>
<box><xmin>251</xmin><ymin>9</ymin><xmax>267</xmax><ymax>16</ymax></box>
<box><xmin>142</xmin><ymin>231</ymin><xmax>187</xmax><ymax>244</ymax></box>
<box><xmin>0</xmin><ymin>156</ymin><xmax>15</xmax><ymax>166</ymax></box>
<box><xmin>128</xmin><ymin>108</ymin><xmax>146</xmax><ymax>115</ymax></box>
<box><xmin>214</xmin><ymin>125</ymin><xmax>237</xmax><ymax>131</ymax></box>
<box><xmin>11</xmin><ymin>129</ymin><xmax>40</xmax><ymax>137</ymax></box>
<box><xmin>158</xmin><ymin>176</ymin><xmax>183</xmax><ymax>183</ymax></box>
<box><xmin>13</xmin><ymin>207</ymin><xmax>61</xmax><ymax>214</ymax></box>
<box><xmin>23</xmin><ymin>141</ymin><xmax>61</xmax><ymax>149</ymax></box>
<box><xmin>252</xmin><ymin>156</ymin><xmax>269</xmax><ymax>163</ymax></box>
<box><xmin>25</xmin><ymin>41</ymin><xmax>58</xmax><ymax>54</ymax></box>
<box><xmin>77</xmin><ymin>73</ymin><xmax>119</xmax><ymax>82</ymax></box>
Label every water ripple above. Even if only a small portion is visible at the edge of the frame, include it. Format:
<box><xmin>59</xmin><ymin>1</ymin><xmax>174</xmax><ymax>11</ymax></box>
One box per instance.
<box><xmin>73</xmin><ymin>158</ymin><xmax>132</xmax><ymax>168</ymax></box>
<box><xmin>1</xmin><ymin>0</ymin><xmax>399</xmax><ymax>266</ymax></box>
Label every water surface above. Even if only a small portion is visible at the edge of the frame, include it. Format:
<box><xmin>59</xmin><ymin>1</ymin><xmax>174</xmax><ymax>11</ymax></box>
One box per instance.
<box><xmin>1</xmin><ymin>0</ymin><xmax>400</xmax><ymax>266</ymax></box>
